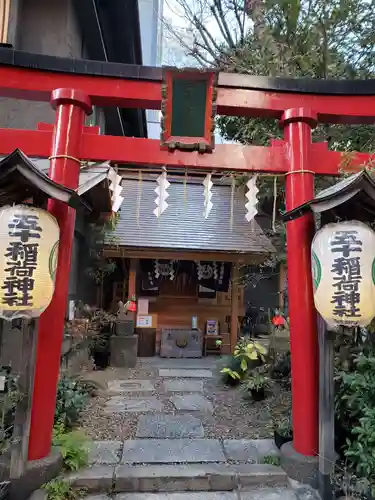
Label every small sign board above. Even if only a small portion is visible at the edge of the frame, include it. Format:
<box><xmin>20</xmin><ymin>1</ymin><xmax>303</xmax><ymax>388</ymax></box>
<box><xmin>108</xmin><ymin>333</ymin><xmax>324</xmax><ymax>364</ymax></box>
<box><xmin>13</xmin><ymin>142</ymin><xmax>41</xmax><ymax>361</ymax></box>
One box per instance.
<box><xmin>137</xmin><ymin>314</ymin><xmax>154</xmax><ymax>328</ymax></box>
<box><xmin>161</xmin><ymin>67</ymin><xmax>218</xmax><ymax>153</ymax></box>
<box><xmin>138</xmin><ymin>298</ymin><xmax>149</xmax><ymax>315</ymax></box>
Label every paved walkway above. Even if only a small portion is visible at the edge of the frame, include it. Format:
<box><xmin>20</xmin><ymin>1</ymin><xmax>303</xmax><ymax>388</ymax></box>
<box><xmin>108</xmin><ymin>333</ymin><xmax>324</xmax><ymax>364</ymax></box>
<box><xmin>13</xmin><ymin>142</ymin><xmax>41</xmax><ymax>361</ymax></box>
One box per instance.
<box><xmin>85</xmin><ymin>491</ymin><xmax>306</xmax><ymax>500</ymax></box>
<box><xmin>73</xmin><ymin>359</ymin><xmax>317</xmax><ymax>499</ymax></box>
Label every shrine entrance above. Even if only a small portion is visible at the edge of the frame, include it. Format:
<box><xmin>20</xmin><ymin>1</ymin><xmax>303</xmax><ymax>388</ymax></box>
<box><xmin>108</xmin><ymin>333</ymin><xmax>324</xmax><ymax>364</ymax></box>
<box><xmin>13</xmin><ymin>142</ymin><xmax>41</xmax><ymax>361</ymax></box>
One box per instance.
<box><xmin>0</xmin><ymin>53</ymin><xmax>374</xmax><ymax>466</ymax></box>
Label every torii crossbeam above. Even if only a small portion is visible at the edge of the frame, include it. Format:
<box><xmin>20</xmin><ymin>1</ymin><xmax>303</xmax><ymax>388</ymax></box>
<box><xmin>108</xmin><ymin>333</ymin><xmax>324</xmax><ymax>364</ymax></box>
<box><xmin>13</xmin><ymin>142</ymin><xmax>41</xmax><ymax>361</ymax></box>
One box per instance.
<box><xmin>0</xmin><ymin>47</ymin><xmax>374</xmax><ymax>467</ymax></box>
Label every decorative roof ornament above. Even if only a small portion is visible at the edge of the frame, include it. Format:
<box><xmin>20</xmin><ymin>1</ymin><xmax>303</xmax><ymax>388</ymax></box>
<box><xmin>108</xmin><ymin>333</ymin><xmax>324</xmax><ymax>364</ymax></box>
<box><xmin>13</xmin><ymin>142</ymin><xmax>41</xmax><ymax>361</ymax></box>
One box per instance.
<box><xmin>202</xmin><ymin>173</ymin><xmax>213</xmax><ymax>219</ymax></box>
<box><xmin>153</xmin><ymin>167</ymin><xmax>170</xmax><ymax>218</ymax></box>
<box><xmin>245</xmin><ymin>175</ymin><xmax>259</xmax><ymax>222</ymax></box>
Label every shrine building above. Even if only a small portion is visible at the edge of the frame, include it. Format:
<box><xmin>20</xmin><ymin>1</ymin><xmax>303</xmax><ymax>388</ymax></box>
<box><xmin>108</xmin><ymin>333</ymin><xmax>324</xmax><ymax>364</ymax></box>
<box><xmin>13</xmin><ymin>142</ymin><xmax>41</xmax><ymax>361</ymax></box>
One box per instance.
<box><xmin>104</xmin><ymin>173</ymin><xmax>275</xmax><ymax>355</ymax></box>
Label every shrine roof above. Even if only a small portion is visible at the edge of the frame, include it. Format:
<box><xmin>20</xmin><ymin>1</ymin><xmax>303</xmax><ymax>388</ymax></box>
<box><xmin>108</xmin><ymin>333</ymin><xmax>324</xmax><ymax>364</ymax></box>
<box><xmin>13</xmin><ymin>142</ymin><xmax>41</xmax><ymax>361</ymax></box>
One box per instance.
<box><xmin>0</xmin><ymin>149</ymin><xmax>91</xmax><ymax>210</ymax></box>
<box><xmin>109</xmin><ymin>179</ymin><xmax>275</xmax><ymax>255</ymax></box>
<box><xmin>282</xmin><ymin>170</ymin><xmax>375</xmax><ymax>222</ymax></box>
<box><xmin>5</xmin><ymin>156</ymin><xmax>122</xmax><ymax>214</ymax></box>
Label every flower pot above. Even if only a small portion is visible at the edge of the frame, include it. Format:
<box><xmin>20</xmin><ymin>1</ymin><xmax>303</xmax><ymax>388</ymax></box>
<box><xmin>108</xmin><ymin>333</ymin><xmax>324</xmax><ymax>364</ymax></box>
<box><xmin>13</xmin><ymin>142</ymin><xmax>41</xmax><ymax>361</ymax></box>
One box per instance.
<box><xmin>251</xmin><ymin>388</ymin><xmax>266</xmax><ymax>401</ymax></box>
<box><xmin>93</xmin><ymin>349</ymin><xmax>110</xmax><ymax>369</ymax></box>
<box><xmin>274</xmin><ymin>430</ymin><xmax>293</xmax><ymax>449</ymax></box>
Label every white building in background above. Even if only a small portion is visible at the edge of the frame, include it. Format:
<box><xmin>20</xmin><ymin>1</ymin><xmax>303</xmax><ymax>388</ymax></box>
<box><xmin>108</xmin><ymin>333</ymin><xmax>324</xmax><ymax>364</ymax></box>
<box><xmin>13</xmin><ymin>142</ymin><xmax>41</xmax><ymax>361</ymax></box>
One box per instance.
<box><xmin>138</xmin><ymin>0</ymin><xmax>164</xmax><ymax>138</ymax></box>
<box><xmin>137</xmin><ymin>0</ymin><xmax>227</xmax><ymax>143</ymax></box>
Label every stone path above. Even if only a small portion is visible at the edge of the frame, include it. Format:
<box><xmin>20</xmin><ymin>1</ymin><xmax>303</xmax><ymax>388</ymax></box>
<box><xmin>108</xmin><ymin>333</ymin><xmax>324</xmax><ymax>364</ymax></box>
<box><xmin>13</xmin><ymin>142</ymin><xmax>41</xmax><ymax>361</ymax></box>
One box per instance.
<box><xmin>98</xmin><ymin>362</ymin><xmax>276</xmax><ymax>448</ymax></box>
<box><xmin>85</xmin><ymin>490</ymin><xmax>300</xmax><ymax>500</ymax></box>
<box><xmin>73</xmin><ymin>359</ymin><xmax>316</xmax><ymax>499</ymax></box>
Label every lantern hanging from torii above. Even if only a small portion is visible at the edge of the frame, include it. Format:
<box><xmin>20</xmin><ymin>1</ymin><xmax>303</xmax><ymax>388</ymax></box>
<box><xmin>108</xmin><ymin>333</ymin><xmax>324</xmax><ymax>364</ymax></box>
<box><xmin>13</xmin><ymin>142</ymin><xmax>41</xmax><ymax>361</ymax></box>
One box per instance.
<box><xmin>312</xmin><ymin>220</ymin><xmax>375</xmax><ymax>328</ymax></box>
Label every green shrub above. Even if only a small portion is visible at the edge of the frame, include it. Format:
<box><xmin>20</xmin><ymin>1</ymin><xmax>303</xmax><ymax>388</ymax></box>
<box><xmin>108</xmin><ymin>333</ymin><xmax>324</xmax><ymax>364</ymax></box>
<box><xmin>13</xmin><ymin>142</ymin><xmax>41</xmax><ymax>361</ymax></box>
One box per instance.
<box><xmin>55</xmin><ymin>376</ymin><xmax>91</xmax><ymax>428</ymax></box>
<box><xmin>271</xmin><ymin>351</ymin><xmax>291</xmax><ymax>380</ymax></box>
<box><xmin>335</xmin><ymin>348</ymin><xmax>375</xmax><ymax>492</ymax></box>
<box><xmin>241</xmin><ymin>373</ymin><xmax>270</xmax><ymax>392</ymax></box>
<box><xmin>52</xmin><ymin>423</ymin><xmax>89</xmax><ymax>471</ymax></box>
<box><xmin>345</xmin><ymin>406</ymin><xmax>375</xmax><ymax>489</ymax></box>
<box><xmin>220</xmin><ymin>338</ymin><xmax>267</xmax><ymax>384</ymax></box>
<box><xmin>42</xmin><ymin>478</ymin><xmax>85</xmax><ymax>500</ymax></box>
<box><xmin>262</xmin><ymin>455</ymin><xmax>281</xmax><ymax>466</ymax></box>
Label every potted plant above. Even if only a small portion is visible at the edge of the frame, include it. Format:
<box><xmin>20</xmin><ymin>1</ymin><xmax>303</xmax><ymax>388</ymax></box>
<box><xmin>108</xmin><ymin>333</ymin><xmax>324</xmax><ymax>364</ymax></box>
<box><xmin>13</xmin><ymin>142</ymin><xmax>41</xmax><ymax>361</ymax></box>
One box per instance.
<box><xmin>220</xmin><ymin>356</ymin><xmax>243</xmax><ymax>386</ymax></box>
<box><xmin>89</xmin><ymin>330</ymin><xmax>111</xmax><ymax>369</ymax></box>
<box><xmin>220</xmin><ymin>338</ymin><xmax>268</xmax><ymax>386</ymax></box>
<box><xmin>234</xmin><ymin>338</ymin><xmax>268</xmax><ymax>371</ymax></box>
<box><xmin>76</xmin><ymin>305</ymin><xmax>116</xmax><ymax>369</ymax></box>
<box><xmin>241</xmin><ymin>373</ymin><xmax>270</xmax><ymax>401</ymax></box>
<box><xmin>273</xmin><ymin>414</ymin><xmax>293</xmax><ymax>449</ymax></box>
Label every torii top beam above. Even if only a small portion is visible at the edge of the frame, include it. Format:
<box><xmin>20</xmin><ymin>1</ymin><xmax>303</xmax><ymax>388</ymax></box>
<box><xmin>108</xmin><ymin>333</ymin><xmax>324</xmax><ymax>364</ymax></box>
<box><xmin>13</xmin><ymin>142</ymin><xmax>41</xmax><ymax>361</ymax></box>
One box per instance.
<box><xmin>0</xmin><ymin>47</ymin><xmax>374</xmax><ymax>175</ymax></box>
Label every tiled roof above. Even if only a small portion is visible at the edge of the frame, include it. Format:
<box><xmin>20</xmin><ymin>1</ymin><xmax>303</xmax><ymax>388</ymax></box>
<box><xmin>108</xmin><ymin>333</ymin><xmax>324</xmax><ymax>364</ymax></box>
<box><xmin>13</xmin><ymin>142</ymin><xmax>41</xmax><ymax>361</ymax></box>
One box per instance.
<box><xmin>111</xmin><ymin>179</ymin><xmax>275</xmax><ymax>254</ymax></box>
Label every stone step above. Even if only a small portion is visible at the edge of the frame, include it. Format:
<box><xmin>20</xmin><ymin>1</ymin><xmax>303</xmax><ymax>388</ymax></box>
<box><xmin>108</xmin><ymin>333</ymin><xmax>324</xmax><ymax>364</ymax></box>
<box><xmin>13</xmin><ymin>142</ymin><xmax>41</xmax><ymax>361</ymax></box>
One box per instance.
<box><xmin>68</xmin><ymin>463</ymin><xmax>289</xmax><ymax>494</ymax></box>
<box><xmin>88</xmin><ymin>439</ymin><xmax>279</xmax><ymax>466</ymax></box>
<box><xmin>85</xmin><ymin>490</ymin><xmax>298</xmax><ymax>500</ymax></box>
<box><xmin>158</xmin><ymin>369</ymin><xmax>213</xmax><ymax>378</ymax></box>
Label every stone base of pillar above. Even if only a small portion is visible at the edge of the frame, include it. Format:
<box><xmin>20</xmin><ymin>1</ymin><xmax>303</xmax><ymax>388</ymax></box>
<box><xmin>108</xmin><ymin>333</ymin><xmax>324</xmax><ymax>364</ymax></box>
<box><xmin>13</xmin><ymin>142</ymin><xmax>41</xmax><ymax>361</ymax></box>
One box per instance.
<box><xmin>10</xmin><ymin>447</ymin><xmax>62</xmax><ymax>500</ymax></box>
<box><xmin>110</xmin><ymin>335</ymin><xmax>138</xmax><ymax>368</ymax></box>
<box><xmin>280</xmin><ymin>441</ymin><xmax>318</xmax><ymax>489</ymax></box>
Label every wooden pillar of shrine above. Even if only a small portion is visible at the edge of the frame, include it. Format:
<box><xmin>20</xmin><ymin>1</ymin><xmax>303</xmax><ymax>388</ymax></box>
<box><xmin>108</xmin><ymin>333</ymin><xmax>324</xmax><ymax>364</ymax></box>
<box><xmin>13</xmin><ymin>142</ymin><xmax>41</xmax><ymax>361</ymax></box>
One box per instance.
<box><xmin>128</xmin><ymin>258</ymin><xmax>138</xmax><ymax>321</ymax></box>
<box><xmin>230</xmin><ymin>264</ymin><xmax>239</xmax><ymax>352</ymax></box>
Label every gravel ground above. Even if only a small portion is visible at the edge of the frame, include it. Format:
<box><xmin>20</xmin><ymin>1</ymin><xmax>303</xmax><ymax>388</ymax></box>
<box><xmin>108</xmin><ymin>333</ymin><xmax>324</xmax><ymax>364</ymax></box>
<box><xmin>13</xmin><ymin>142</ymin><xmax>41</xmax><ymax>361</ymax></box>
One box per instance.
<box><xmin>78</xmin><ymin>360</ymin><xmax>291</xmax><ymax>441</ymax></box>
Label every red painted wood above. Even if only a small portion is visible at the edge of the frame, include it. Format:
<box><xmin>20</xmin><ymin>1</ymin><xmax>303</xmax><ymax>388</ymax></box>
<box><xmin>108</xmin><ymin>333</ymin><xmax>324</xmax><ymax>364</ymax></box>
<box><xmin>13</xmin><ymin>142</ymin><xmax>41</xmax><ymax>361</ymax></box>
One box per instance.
<box><xmin>37</xmin><ymin>122</ymin><xmax>100</xmax><ymax>135</ymax></box>
<box><xmin>0</xmin><ymin>126</ymin><xmax>372</xmax><ymax>175</ymax></box>
<box><xmin>282</xmin><ymin>108</ymin><xmax>319</xmax><ymax>456</ymax></box>
<box><xmin>28</xmin><ymin>88</ymin><xmax>92</xmax><ymax>461</ymax></box>
<box><xmin>0</xmin><ymin>66</ymin><xmax>161</xmax><ymax>109</ymax></box>
<box><xmin>1</xmin><ymin>66</ymin><xmax>375</xmax><ymax>124</ymax></box>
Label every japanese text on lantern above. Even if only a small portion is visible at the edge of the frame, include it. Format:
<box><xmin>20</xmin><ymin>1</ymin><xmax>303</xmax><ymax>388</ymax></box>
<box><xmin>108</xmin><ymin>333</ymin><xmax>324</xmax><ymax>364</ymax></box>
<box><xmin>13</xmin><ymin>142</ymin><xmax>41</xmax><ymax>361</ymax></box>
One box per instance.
<box><xmin>0</xmin><ymin>205</ymin><xmax>59</xmax><ymax>320</ymax></box>
<box><xmin>330</xmin><ymin>230</ymin><xmax>362</xmax><ymax>324</ymax></box>
<box><xmin>3</xmin><ymin>213</ymin><xmax>42</xmax><ymax>308</ymax></box>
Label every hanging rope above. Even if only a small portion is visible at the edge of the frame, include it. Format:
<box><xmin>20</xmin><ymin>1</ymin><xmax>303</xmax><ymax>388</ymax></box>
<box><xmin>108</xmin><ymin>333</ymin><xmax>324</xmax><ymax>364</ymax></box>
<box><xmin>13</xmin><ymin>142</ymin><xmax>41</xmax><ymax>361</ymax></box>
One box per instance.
<box><xmin>272</xmin><ymin>176</ymin><xmax>277</xmax><ymax>232</ymax></box>
<box><xmin>136</xmin><ymin>170</ymin><xmax>143</xmax><ymax>228</ymax></box>
<box><xmin>183</xmin><ymin>169</ymin><xmax>188</xmax><ymax>212</ymax></box>
<box><xmin>230</xmin><ymin>174</ymin><xmax>235</xmax><ymax>231</ymax></box>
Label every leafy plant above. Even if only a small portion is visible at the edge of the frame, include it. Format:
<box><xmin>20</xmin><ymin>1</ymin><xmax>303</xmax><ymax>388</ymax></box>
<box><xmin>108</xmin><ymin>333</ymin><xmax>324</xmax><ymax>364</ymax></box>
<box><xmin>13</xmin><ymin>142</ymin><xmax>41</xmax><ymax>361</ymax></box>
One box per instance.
<box><xmin>42</xmin><ymin>477</ymin><xmax>85</xmax><ymax>500</ymax></box>
<box><xmin>262</xmin><ymin>455</ymin><xmax>281</xmax><ymax>466</ymax></box>
<box><xmin>234</xmin><ymin>338</ymin><xmax>268</xmax><ymax>366</ymax></box>
<box><xmin>242</xmin><ymin>373</ymin><xmax>270</xmax><ymax>392</ymax></box>
<box><xmin>271</xmin><ymin>351</ymin><xmax>291</xmax><ymax>380</ymax></box>
<box><xmin>85</xmin><ymin>212</ymin><xmax>120</xmax><ymax>285</ymax></box>
<box><xmin>76</xmin><ymin>304</ymin><xmax>116</xmax><ymax>333</ymax></box>
<box><xmin>220</xmin><ymin>367</ymin><xmax>242</xmax><ymax>381</ymax></box>
<box><xmin>55</xmin><ymin>376</ymin><xmax>91</xmax><ymax>428</ymax></box>
<box><xmin>274</xmin><ymin>414</ymin><xmax>293</xmax><ymax>437</ymax></box>
<box><xmin>336</xmin><ymin>352</ymin><xmax>375</xmax><ymax>421</ymax></box>
<box><xmin>220</xmin><ymin>338</ymin><xmax>268</xmax><ymax>383</ymax></box>
<box><xmin>345</xmin><ymin>406</ymin><xmax>375</xmax><ymax>486</ymax></box>
<box><xmin>0</xmin><ymin>367</ymin><xmax>21</xmax><ymax>453</ymax></box>
<box><xmin>52</xmin><ymin>422</ymin><xmax>89</xmax><ymax>471</ymax></box>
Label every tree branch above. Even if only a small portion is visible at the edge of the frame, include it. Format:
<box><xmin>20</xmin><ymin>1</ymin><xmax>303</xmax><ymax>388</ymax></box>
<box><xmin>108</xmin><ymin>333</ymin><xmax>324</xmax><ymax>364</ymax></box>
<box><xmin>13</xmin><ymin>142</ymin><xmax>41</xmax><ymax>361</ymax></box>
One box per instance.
<box><xmin>212</xmin><ymin>0</ymin><xmax>236</xmax><ymax>48</ymax></box>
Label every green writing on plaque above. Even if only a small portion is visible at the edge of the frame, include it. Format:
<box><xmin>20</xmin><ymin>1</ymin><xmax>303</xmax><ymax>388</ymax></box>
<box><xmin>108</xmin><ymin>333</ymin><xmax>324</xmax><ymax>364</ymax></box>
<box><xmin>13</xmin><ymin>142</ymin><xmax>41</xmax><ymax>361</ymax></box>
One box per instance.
<box><xmin>171</xmin><ymin>78</ymin><xmax>208</xmax><ymax>137</ymax></box>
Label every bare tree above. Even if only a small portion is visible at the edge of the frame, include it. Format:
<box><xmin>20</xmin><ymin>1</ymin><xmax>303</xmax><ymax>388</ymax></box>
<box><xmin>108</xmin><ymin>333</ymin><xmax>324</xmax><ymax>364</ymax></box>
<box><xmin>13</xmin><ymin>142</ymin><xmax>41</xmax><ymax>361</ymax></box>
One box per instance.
<box><xmin>162</xmin><ymin>0</ymin><xmax>249</xmax><ymax>67</ymax></box>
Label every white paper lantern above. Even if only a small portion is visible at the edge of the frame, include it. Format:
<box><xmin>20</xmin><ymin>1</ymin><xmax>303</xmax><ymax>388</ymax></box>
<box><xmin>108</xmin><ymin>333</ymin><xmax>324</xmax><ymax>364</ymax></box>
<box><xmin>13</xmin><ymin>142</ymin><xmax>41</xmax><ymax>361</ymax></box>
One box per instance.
<box><xmin>0</xmin><ymin>205</ymin><xmax>59</xmax><ymax>320</ymax></box>
<box><xmin>312</xmin><ymin>220</ymin><xmax>375</xmax><ymax>328</ymax></box>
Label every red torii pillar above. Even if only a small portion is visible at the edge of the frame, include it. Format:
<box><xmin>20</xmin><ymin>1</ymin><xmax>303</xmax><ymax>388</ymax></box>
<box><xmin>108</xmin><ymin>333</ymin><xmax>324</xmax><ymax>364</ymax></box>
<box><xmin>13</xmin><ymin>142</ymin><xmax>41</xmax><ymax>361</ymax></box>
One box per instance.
<box><xmin>281</xmin><ymin>108</ymin><xmax>319</xmax><ymax>456</ymax></box>
<box><xmin>28</xmin><ymin>89</ymin><xmax>92</xmax><ymax>460</ymax></box>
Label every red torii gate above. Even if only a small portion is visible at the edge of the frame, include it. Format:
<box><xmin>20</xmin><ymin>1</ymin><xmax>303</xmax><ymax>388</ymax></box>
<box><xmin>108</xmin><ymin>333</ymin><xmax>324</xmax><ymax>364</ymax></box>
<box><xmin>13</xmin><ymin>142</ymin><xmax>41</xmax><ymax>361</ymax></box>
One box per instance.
<box><xmin>0</xmin><ymin>61</ymin><xmax>373</xmax><ymax>465</ymax></box>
